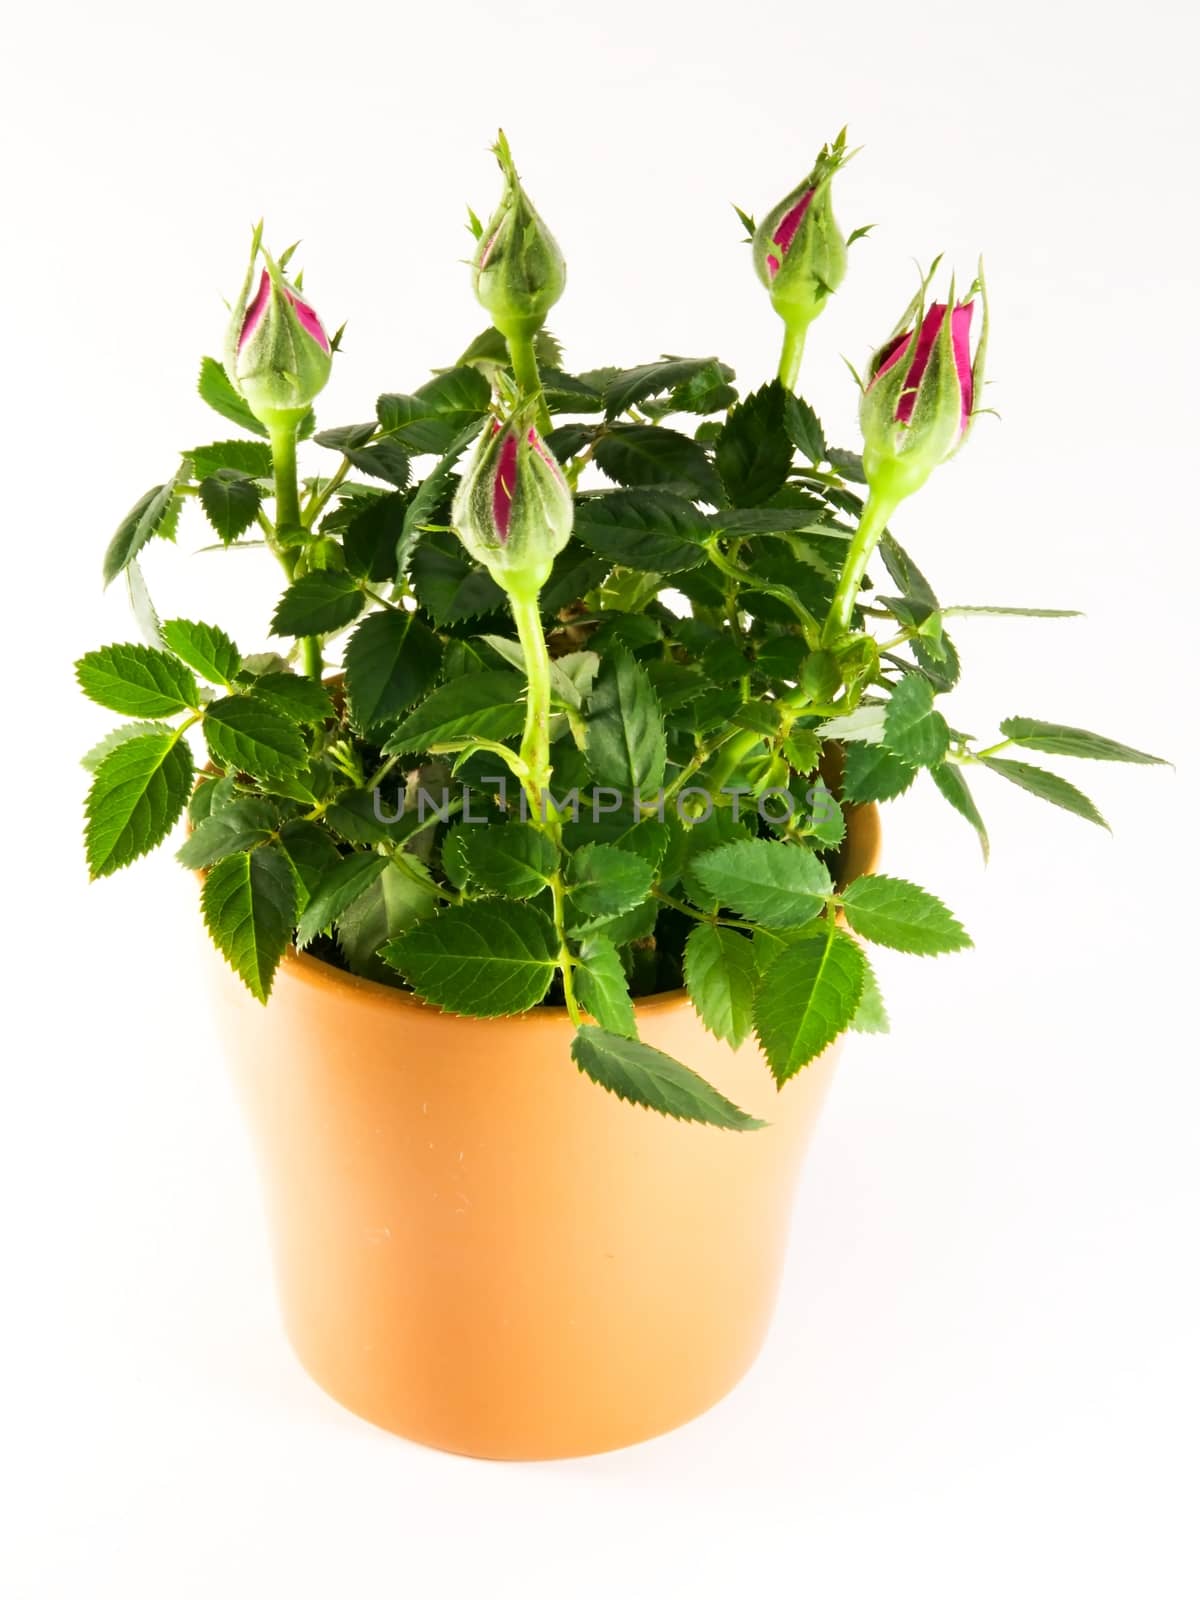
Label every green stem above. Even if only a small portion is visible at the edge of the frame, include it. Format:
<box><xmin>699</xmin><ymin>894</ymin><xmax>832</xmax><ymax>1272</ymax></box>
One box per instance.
<box><xmin>778</xmin><ymin>320</ymin><xmax>808</xmax><ymax>392</ymax></box>
<box><xmin>268</xmin><ymin>419</ymin><xmax>323</xmax><ymax>681</ymax></box>
<box><xmin>821</xmin><ymin>489</ymin><xmax>900</xmax><ymax>647</ymax></box>
<box><xmin>507</xmin><ymin>330</ymin><xmax>551</xmax><ymax>434</ymax></box>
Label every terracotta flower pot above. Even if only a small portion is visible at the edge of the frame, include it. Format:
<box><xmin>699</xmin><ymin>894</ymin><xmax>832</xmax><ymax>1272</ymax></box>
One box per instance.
<box><xmin>208</xmin><ymin>802</ymin><xmax>880</xmax><ymax>1459</ymax></box>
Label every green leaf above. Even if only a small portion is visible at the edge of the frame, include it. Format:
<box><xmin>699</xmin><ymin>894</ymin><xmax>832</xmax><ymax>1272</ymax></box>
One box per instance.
<box><xmin>460</xmin><ymin>822</ymin><xmax>558</xmax><ymax>898</ymax></box>
<box><xmin>930</xmin><ymin>764</ymin><xmax>989</xmax><ymax>861</ymax></box>
<box><xmin>841</xmin><ymin>874</ymin><xmax>971</xmax><ymax>955</ymax></box>
<box><xmin>188</xmin><ymin>439</ymin><xmax>273</xmax><ymax>479</ymax></box>
<box><xmin>344</xmin><ymin>609</ymin><xmax>443</xmax><ymax>733</ymax></box>
<box><xmin>314</xmin><ymin>424</ymin><xmax>411</xmax><ymax>489</ymax></box>
<box><xmin>754</xmin><ymin>925</ymin><xmax>865</xmax><ymax>1083</ymax></box>
<box><xmin>341</xmin><ymin>491</ymin><xmax>406</xmax><ymax>581</ymax></box>
<box><xmin>80</xmin><ymin>721</ymin><xmax>173</xmax><ymax>773</ymax></box>
<box><xmin>784</xmin><ymin>393</ymin><xmax>827</xmax><ymax>464</ymax></box>
<box><xmin>271</xmin><ymin>570</ymin><xmax>365</xmax><ymax>636</ymax></box>
<box><xmin>336</xmin><ymin>858</ymin><xmax>438</xmax><ymax>977</ymax></box>
<box><xmin>998</xmin><ymin>717</ymin><xmax>1166</xmax><ymax>766</ymax></box>
<box><xmin>715</xmin><ymin>382</ymin><xmax>792</xmax><ymax>507</ymax></box>
<box><xmin>946</xmin><ymin>605</ymin><xmax>1082</xmax><ymax>619</ymax></box>
<box><xmin>382</xmin><ymin>900</ymin><xmax>559</xmax><ymax>1016</ymax></box>
<box><xmin>76</xmin><ymin>642</ymin><xmax>200</xmax><ymax>717</ymax></box>
<box><xmin>198</xmin><ymin>470</ymin><xmax>262</xmax><ymax>544</ymax></box>
<box><xmin>570</xmin><ymin>1025</ymin><xmax>764</xmax><ymax>1130</ymax></box>
<box><xmin>979</xmin><ymin>757</ymin><xmax>1109</xmax><ymax>829</ymax></box>
<box><xmin>566</xmin><ymin>843</ymin><xmax>654</xmax><ymax>930</ymax></box>
<box><xmin>689</xmin><ymin>839</ymin><xmax>831</xmax><ymax>927</ymax></box>
<box><xmin>377</xmin><ymin>366</ymin><xmax>491</xmax><ymax>454</ymax></box>
<box><xmin>883</xmin><ymin>673</ymin><xmax>950</xmax><ymax>768</ymax></box>
<box><xmin>102</xmin><ymin>480</ymin><xmax>181</xmax><ymax>587</ymax></box>
<box><xmin>409</xmin><ymin>531</ymin><xmax>507</xmax><ymax>625</ymax></box>
<box><xmin>176</xmin><ymin>797</ymin><xmax>277</xmax><ymax>869</ymax></box>
<box><xmin>684</xmin><ymin>923</ymin><xmax>758</xmax><ymax>1048</ymax></box>
<box><xmin>382</xmin><ymin>671</ymin><xmax>526</xmax><ymax>754</ymax></box>
<box><xmin>85</xmin><ymin>730</ymin><xmax>193</xmax><ymax>878</ymax></box>
<box><xmin>276</xmin><ymin>819</ymin><xmax>342</xmax><ymax>913</ymax></box>
<box><xmin>249</xmin><ymin>671</ymin><xmax>335</xmax><ymax>727</ymax></box>
<box><xmin>594</xmin><ymin>424</ymin><xmax>720</xmax><ymax>501</ymax></box>
<box><xmin>541</xmin><ymin>369</ymin><xmax>606</xmax><ymax>413</ymax></box>
<box><xmin>585</xmin><ymin>644</ymin><xmax>666</xmax><ymax>795</ymax></box>
<box><xmin>843</xmin><ymin>741</ymin><xmax>917</xmax><ymax>803</ymax></box>
<box><xmin>160</xmin><ymin>619</ymin><xmax>241</xmax><ymax>686</ymax></box>
<box><xmin>575</xmin><ymin>937</ymin><xmax>637</xmax><ymax>1038</ymax></box>
<box><xmin>125</xmin><ymin>557</ymin><xmax>164</xmax><ymax>648</ymax></box>
<box><xmin>201</xmin><ymin>844</ymin><xmax>298</xmax><ymax>1002</ymax></box>
<box><xmin>296</xmin><ymin>851</ymin><xmax>390</xmax><ymax>947</ymax></box>
<box><xmin>573</xmin><ymin>489</ymin><xmax>708</xmax><ymax>573</ymax></box>
<box><xmin>849</xmin><ymin>955</ymin><xmax>890</xmax><ymax>1034</ymax></box>
<box><xmin>827</xmin><ymin>447</ymin><xmax>866</xmax><ymax>483</ymax></box>
<box><xmin>204</xmin><ymin>694</ymin><xmax>308</xmax><ymax>781</ymax></box>
<box><xmin>197</xmin><ymin>355</ymin><xmax>268</xmax><ymax>437</ymax></box>
<box><xmin>399</xmin><ymin>421</ymin><xmax>486</xmax><ymax>575</ymax></box>
<box><xmin>603</xmin><ymin>357</ymin><xmax>732</xmax><ymax>419</ymax></box>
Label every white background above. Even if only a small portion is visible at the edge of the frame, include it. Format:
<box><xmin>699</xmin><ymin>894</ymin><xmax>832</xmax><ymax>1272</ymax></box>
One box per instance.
<box><xmin>4</xmin><ymin>1</ymin><xmax>1198</xmax><ymax>1594</ymax></box>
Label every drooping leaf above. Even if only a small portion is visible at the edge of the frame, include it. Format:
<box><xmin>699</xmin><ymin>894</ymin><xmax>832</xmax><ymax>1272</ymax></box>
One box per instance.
<box><xmin>689</xmin><ymin>839</ymin><xmax>831</xmax><ymax>928</ymax></box>
<box><xmin>998</xmin><ymin>717</ymin><xmax>1166</xmax><ymax>766</ymax></box>
<box><xmin>575</xmin><ymin>936</ymin><xmax>637</xmax><ymax>1037</ymax></box>
<box><xmin>201</xmin><ymin>844</ymin><xmax>298</xmax><ymax>1002</ymax></box>
<box><xmin>841</xmin><ymin>874</ymin><xmax>971</xmax><ymax>955</ymax></box>
<box><xmin>160</xmin><ymin>619</ymin><xmax>241</xmax><ymax>686</ymax></box>
<box><xmin>570</xmin><ymin>1025</ymin><xmax>764</xmax><ymax>1130</ymax></box>
<box><xmin>382</xmin><ymin>671</ymin><xmax>526</xmax><ymax>754</ymax></box>
<box><xmin>176</xmin><ymin>797</ymin><xmax>277</xmax><ymax>869</ymax></box>
<box><xmin>203</xmin><ymin>694</ymin><xmax>308</xmax><ymax>781</ymax></box>
<box><xmin>271</xmin><ymin>570</ymin><xmax>365</xmax><ymax>636</ymax></box>
<box><xmin>979</xmin><ymin>756</ymin><xmax>1109</xmax><ymax>829</ymax></box>
<box><xmin>930</xmin><ymin>763</ymin><xmax>989</xmax><ymax>861</ymax></box>
<box><xmin>344</xmin><ymin>609</ymin><xmax>443</xmax><ymax>732</ymax></box>
<box><xmin>296</xmin><ymin>851</ymin><xmax>390</xmax><ymax>947</ymax></box>
<box><xmin>76</xmin><ymin>642</ymin><xmax>200</xmax><ymax>717</ymax></box>
<box><xmin>585</xmin><ymin>644</ymin><xmax>667</xmax><ymax>795</ymax></box>
<box><xmin>754</xmin><ymin>925</ymin><xmax>865</xmax><ymax>1083</ymax></box>
<box><xmin>684</xmin><ymin>923</ymin><xmax>758</xmax><ymax>1048</ymax></box>
<box><xmin>85</xmin><ymin>729</ymin><xmax>193</xmax><ymax>878</ymax></box>
<box><xmin>460</xmin><ymin>822</ymin><xmax>558</xmax><ymax>898</ymax></box>
<box><xmin>883</xmin><ymin>672</ymin><xmax>950</xmax><ymax>768</ymax></box>
<box><xmin>382</xmin><ymin>900</ymin><xmax>559</xmax><ymax>1016</ymax></box>
<box><xmin>198</xmin><ymin>470</ymin><xmax>262</xmax><ymax>544</ymax></box>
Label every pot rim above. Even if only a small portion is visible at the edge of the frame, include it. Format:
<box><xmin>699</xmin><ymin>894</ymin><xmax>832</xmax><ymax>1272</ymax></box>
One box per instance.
<box><xmin>267</xmin><ymin>800</ymin><xmax>881</xmax><ymax>1023</ymax></box>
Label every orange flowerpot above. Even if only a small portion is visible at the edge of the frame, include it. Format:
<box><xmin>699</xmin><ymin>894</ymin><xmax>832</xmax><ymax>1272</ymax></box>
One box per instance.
<box><xmin>208</xmin><ymin>803</ymin><xmax>880</xmax><ymax>1459</ymax></box>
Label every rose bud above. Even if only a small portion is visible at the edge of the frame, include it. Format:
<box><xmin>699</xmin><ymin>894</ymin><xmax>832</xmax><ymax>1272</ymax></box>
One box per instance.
<box><xmin>859</xmin><ymin>261</ymin><xmax>988</xmax><ymax>501</ymax></box>
<box><xmin>472</xmin><ymin>131</ymin><xmax>566</xmax><ymax>343</ymax></box>
<box><xmin>752</xmin><ymin>131</ymin><xmax>852</xmax><ymax>382</ymax></box>
<box><xmin>225</xmin><ymin>235</ymin><xmax>333</xmax><ymax>430</ymax></box>
<box><xmin>452</xmin><ymin>408</ymin><xmax>574</xmax><ymax>600</ymax></box>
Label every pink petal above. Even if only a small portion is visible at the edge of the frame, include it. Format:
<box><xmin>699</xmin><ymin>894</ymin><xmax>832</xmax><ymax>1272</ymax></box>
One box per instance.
<box><xmin>285</xmin><ymin>287</ymin><xmax>330</xmax><ymax>352</ymax></box>
<box><xmin>868</xmin><ymin>331</ymin><xmax>913</xmax><ymax>389</ymax></box>
<box><xmin>766</xmin><ymin>253</ymin><xmax>780</xmax><ymax>279</ymax></box>
<box><xmin>895</xmin><ymin>304</ymin><xmax>946</xmax><ymax>423</ymax></box>
<box><xmin>527</xmin><ymin>426</ymin><xmax>565</xmax><ymax>481</ymax></box>
<box><xmin>492</xmin><ymin>431</ymin><xmax>519</xmax><ymax>542</ymax></box>
<box><xmin>951</xmin><ymin>301</ymin><xmax>974</xmax><ymax>429</ymax></box>
<box><xmin>238</xmin><ymin>269</ymin><xmax>271</xmax><ymax>350</ymax></box>
<box><xmin>772</xmin><ymin>190</ymin><xmax>814</xmax><ymax>258</ymax></box>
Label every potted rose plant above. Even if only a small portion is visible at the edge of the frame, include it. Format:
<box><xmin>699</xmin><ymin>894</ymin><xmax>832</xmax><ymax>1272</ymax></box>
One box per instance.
<box><xmin>77</xmin><ymin>130</ymin><xmax>1163</xmax><ymax>1459</ymax></box>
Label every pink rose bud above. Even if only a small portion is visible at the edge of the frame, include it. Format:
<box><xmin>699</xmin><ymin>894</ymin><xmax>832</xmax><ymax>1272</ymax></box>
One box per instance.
<box><xmin>452</xmin><ymin>407</ymin><xmax>574</xmax><ymax>600</ymax></box>
<box><xmin>859</xmin><ymin>261</ymin><xmax>988</xmax><ymax>501</ymax></box>
<box><xmin>472</xmin><ymin>132</ymin><xmax>566</xmax><ymax>343</ymax></box>
<box><xmin>752</xmin><ymin>130</ymin><xmax>851</xmax><ymax>333</ymax></box>
<box><xmin>224</xmin><ymin>228</ymin><xmax>333</xmax><ymax>430</ymax></box>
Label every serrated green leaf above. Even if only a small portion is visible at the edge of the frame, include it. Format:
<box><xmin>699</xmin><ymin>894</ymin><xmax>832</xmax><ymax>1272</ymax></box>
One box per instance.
<box><xmin>249</xmin><ymin>671</ymin><xmax>335</xmax><ymax>727</ymax></box>
<box><xmin>594</xmin><ymin>424</ymin><xmax>720</xmax><ymax>501</ymax></box>
<box><xmin>177</xmin><ymin>797</ymin><xmax>277</xmax><ymax>869</ymax></box>
<box><xmin>160</xmin><ymin>619</ymin><xmax>241</xmax><ymax>686</ymax></box>
<box><xmin>998</xmin><ymin>717</ymin><xmax>1165</xmax><ymax>766</ymax></box>
<box><xmin>603</xmin><ymin>357</ymin><xmax>731</xmax><ymax>419</ymax></box>
<box><xmin>344</xmin><ymin>609</ymin><xmax>443</xmax><ymax>733</ymax></box>
<box><xmin>336</xmin><ymin>858</ymin><xmax>438</xmax><ymax>977</ymax></box>
<box><xmin>382</xmin><ymin>671</ymin><xmax>526</xmax><ymax>755</ymax></box>
<box><xmin>102</xmin><ymin>480</ymin><xmax>182</xmax><ymax>587</ymax></box>
<box><xmin>188</xmin><ymin>439</ymin><xmax>273</xmax><ymax>478</ymax></box>
<box><xmin>849</xmin><ymin>955</ymin><xmax>889</xmax><ymax>1034</ymax></box>
<box><xmin>754</xmin><ymin>925</ymin><xmax>865</xmax><ymax>1083</ymax></box>
<box><xmin>841</xmin><ymin>874</ymin><xmax>971</xmax><ymax>954</ymax></box>
<box><xmin>377</xmin><ymin>366</ymin><xmax>491</xmax><ymax>455</ymax></box>
<box><xmin>188</xmin><ymin>773</ymin><xmax>238</xmax><ymax>823</ymax></box>
<box><xmin>461</xmin><ymin>822</ymin><xmax>557</xmax><ymax>898</ymax></box>
<box><xmin>198</xmin><ymin>470</ymin><xmax>262</xmax><ymax>544</ymax></box>
<box><xmin>399</xmin><ymin>421</ymin><xmax>486</xmax><ymax>575</ymax></box>
<box><xmin>76</xmin><ymin>642</ymin><xmax>200</xmax><ymax>717</ymax></box>
<box><xmin>979</xmin><ymin>757</ymin><xmax>1109</xmax><ymax>828</ymax></box>
<box><xmin>314</xmin><ymin>425</ymin><xmax>411</xmax><ymax>489</ymax></box>
<box><xmin>566</xmin><ymin>842</ymin><xmax>654</xmax><ymax>930</ymax></box>
<box><xmin>202</xmin><ymin>844</ymin><xmax>297</xmax><ymax>1002</ymax></box>
<box><xmin>197</xmin><ymin>356</ymin><xmax>269</xmax><ymax>437</ymax></box>
<box><xmin>930</xmin><ymin>763</ymin><xmax>989</xmax><ymax>861</ymax></box>
<box><xmin>689</xmin><ymin>838</ymin><xmax>831</xmax><ymax>926</ymax></box>
<box><xmin>826</xmin><ymin>447</ymin><xmax>866</xmax><ymax>484</ymax></box>
<box><xmin>408</xmin><ymin>530</ymin><xmax>507</xmax><ymax>625</ymax></box>
<box><xmin>575</xmin><ymin>936</ymin><xmax>637</xmax><ymax>1037</ymax></box>
<box><xmin>947</xmin><ymin>605</ymin><xmax>1082</xmax><ymax>619</ymax></box>
<box><xmin>271</xmin><ymin>570</ymin><xmax>365</xmax><ymax>636</ymax></box>
<box><xmin>341</xmin><ymin>491</ymin><xmax>406</xmax><ymax>581</ymax></box>
<box><xmin>296</xmin><ymin>851</ymin><xmax>390</xmax><ymax>947</ymax></box>
<box><xmin>85</xmin><ymin>730</ymin><xmax>193</xmax><ymax>878</ymax></box>
<box><xmin>784</xmin><ymin>393</ymin><xmax>827</xmax><ymax>464</ymax></box>
<box><xmin>684</xmin><ymin>923</ymin><xmax>758</xmax><ymax>1048</ymax></box>
<box><xmin>572</xmin><ymin>489</ymin><xmax>708</xmax><ymax>573</ymax></box>
<box><xmin>843</xmin><ymin>741</ymin><xmax>917</xmax><ymax>803</ymax></box>
<box><xmin>716</xmin><ymin>382</ymin><xmax>792</xmax><ymax>508</ymax></box>
<box><xmin>204</xmin><ymin>694</ymin><xmax>308</xmax><ymax>781</ymax></box>
<box><xmin>80</xmin><ymin>721</ymin><xmax>173</xmax><ymax>773</ymax></box>
<box><xmin>276</xmin><ymin>819</ymin><xmax>343</xmax><ymax>913</ymax></box>
<box><xmin>585</xmin><ymin>644</ymin><xmax>666</xmax><ymax>795</ymax></box>
<box><xmin>883</xmin><ymin>673</ymin><xmax>950</xmax><ymax>768</ymax></box>
<box><xmin>382</xmin><ymin>900</ymin><xmax>559</xmax><ymax>1016</ymax></box>
<box><xmin>570</xmin><ymin>1025</ymin><xmax>764</xmax><ymax>1130</ymax></box>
